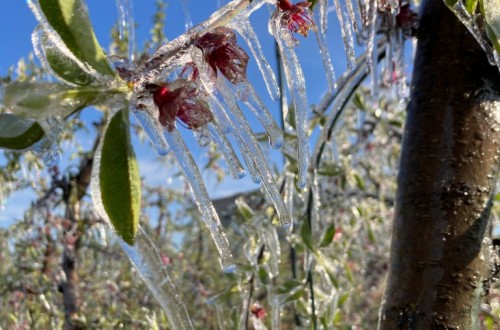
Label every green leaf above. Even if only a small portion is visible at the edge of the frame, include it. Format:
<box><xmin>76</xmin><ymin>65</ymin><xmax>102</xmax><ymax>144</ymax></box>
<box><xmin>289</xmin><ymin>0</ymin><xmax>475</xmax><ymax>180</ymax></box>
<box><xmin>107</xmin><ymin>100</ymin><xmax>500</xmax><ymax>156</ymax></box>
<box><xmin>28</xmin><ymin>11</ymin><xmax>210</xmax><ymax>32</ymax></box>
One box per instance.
<box><xmin>300</xmin><ymin>220</ymin><xmax>315</xmax><ymax>252</ymax></box>
<box><xmin>38</xmin><ymin>0</ymin><xmax>114</xmax><ymax>76</ymax></box>
<box><xmin>319</xmin><ymin>223</ymin><xmax>336</xmax><ymax>248</ymax></box>
<box><xmin>257</xmin><ymin>266</ymin><xmax>270</xmax><ymax>285</ymax></box>
<box><xmin>317</xmin><ymin>163</ymin><xmax>343</xmax><ymax>177</ymax></box>
<box><xmin>465</xmin><ymin>0</ymin><xmax>479</xmax><ymax>13</ymax></box>
<box><xmin>100</xmin><ymin>109</ymin><xmax>140</xmax><ymax>245</ymax></box>
<box><xmin>0</xmin><ymin>114</ymin><xmax>44</xmax><ymax>150</ymax></box>
<box><xmin>37</xmin><ymin>27</ymin><xmax>95</xmax><ymax>86</ymax></box>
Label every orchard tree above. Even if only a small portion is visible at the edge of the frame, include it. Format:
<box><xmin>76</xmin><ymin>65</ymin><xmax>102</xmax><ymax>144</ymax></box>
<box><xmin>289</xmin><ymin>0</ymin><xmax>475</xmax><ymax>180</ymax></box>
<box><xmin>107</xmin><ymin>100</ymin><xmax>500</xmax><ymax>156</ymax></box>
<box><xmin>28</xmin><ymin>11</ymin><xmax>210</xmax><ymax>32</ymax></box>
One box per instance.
<box><xmin>0</xmin><ymin>0</ymin><xmax>499</xmax><ymax>329</ymax></box>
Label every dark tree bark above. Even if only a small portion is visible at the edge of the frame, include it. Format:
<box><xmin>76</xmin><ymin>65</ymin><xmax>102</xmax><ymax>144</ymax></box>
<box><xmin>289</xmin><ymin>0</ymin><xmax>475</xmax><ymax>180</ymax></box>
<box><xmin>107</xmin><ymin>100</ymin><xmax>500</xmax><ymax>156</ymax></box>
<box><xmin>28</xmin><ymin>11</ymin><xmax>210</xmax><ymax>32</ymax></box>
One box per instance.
<box><xmin>379</xmin><ymin>0</ymin><xmax>500</xmax><ymax>328</ymax></box>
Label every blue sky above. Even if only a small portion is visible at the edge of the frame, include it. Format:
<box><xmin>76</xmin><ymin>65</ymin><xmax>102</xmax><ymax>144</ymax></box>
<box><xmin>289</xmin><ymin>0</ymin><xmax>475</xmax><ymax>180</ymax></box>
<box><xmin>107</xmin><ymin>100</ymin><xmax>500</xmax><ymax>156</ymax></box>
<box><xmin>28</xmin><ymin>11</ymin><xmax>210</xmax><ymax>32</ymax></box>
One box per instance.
<box><xmin>0</xmin><ymin>0</ymin><xmax>350</xmax><ymax>228</ymax></box>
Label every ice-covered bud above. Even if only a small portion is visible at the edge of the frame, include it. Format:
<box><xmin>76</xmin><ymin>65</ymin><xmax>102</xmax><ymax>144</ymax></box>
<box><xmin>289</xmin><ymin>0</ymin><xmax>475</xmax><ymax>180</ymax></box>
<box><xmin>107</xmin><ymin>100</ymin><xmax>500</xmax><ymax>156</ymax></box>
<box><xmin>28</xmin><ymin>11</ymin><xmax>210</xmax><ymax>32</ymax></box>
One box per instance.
<box><xmin>276</xmin><ymin>0</ymin><xmax>316</xmax><ymax>38</ymax></box>
<box><xmin>396</xmin><ymin>3</ymin><xmax>418</xmax><ymax>38</ymax></box>
<box><xmin>194</xmin><ymin>26</ymin><xmax>249</xmax><ymax>85</ymax></box>
<box><xmin>152</xmin><ymin>80</ymin><xmax>213</xmax><ymax>131</ymax></box>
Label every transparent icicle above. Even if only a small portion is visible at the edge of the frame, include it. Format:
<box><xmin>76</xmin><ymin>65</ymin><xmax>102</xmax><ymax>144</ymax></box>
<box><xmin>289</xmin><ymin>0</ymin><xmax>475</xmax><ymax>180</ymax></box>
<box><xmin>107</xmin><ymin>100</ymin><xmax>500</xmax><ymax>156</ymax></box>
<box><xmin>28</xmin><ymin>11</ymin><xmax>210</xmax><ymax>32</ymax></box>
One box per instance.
<box><xmin>192</xmin><ymin>46</ymin><xmax>292</xmax><ymax>229</ymax></box>
<box><xmin>120</xmin><ymin>230</ymin><xmax>194</xmax><ymax>330</ymax></box>
<box><xmin>270</xmin><ymin>20</ymin><xmax>310</xmax><ymax>189</ymax></box>
<box><xmin>207</xmin><ymin>122</ymin><xmax>246</xmax><ymax>179</ymax></box>
<box><xmin>163</xmin><ymin>129</ymin><xmax>235</xmax><ymax>272</ymax></box>
<box><xmin>333</xmin><ymin>0</ymin><xmax>356</xmax><ymax>69</ymax></box>
<box><xmin>115</xmin><ymin>0</ymin><xmax>135</xmax><ymax>61</ymax></box>
<box><xmin>319</xmin><ymin>0</ymin><xmax>329</xmax><ymax>34</ymax></box>
<box><xmin>238</xmin><ymin>278</ymin><xmax>252</xmax><ymax>330</ymax></box>
<box><xmin>346</xmin><ymin>0</ymin><xmax>362</xmax><ymax>38</ymax></box>
<box><xmin>240</xmin><ymin>147</ymin><xmax>262</xmax><ymax>184</ymax></box>
<box><xmin>235</xmin><ymin>82</ymin><xmax>283</xmax><ymax>148</ymax></box>
<box><xmin>130</xmin><ymin>96</ymin><xmax>169</xmax><ymax>156</ymax></box>
<box><xmin>314</xmin><ymin>29</ymin><xmax>337</xmax><ymax>92</ymax></box>
<box><xmin>230</xmin><ymin>20</ymin><xmax>281</xmax><ymax>101</ymax></box>
<box><xmin>365</xmin><ymin>0</ymin><xmax>379</xmax><ymax>95</ymax></box>
<box><xmin>90</xmin><ymin>125</ymin><xmax>193</xmax><ymax>329</ymax></box>
<box><xmin>181</xmin><ymin>0</ymin><xmax>194</xmax><ymax>31</ymax></box>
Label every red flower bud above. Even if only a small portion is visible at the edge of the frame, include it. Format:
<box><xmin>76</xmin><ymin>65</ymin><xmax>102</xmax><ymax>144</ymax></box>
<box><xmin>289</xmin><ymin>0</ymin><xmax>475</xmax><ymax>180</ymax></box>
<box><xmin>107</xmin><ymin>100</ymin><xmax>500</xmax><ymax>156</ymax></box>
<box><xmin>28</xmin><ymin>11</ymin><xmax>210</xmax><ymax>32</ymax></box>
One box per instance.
<box><xmin>277</xmin><ymin>0</ymin><xmax>316</xmax><ymax>38</ymax></box>
<box><xmin>194</xmin><ymin>26</ymin><xmax>249</xmax><ymax>85</ymax></box>
<box><xmin>152</xmin><ymin>80</ymin><xmax>213</xmax><ymax>131</ymax></box>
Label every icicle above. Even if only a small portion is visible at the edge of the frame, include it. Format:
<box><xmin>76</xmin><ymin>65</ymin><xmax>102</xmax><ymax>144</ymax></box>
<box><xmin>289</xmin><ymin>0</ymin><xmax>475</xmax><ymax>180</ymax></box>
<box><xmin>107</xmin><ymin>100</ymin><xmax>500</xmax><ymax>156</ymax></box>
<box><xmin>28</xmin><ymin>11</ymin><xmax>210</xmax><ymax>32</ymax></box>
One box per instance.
<box><xmin>230</xmin><ymin>20</ymin><xmax>281</xmax><ymax>101</ymax></box>
<box><xmin>333</xmin><ymin>0</ymin><xmax>356</xmax><ymax>69</ymax></box>
<box><xmin>235</xmin><ymin>82</ymin><xmax>283</xmax><ymax>148</ymax></box>
<box><xmin>115</xmin><ymin>0</ymin><xmax>136</xmax><ymax>61</ymax></box>
<box><xmin>91</xmin><ymin>128</ymin><xmax>194</xmax><ymax>329</ymax></box>
<box><xmin>193</xmin><ymin>126</ymin><xmax>211</xmax><ymax>147</ymax></box>
<box><xmin>191</xmin><ymin>46</ymin><xmax>292</xmax><ymax>229</ymax></box>
<box><xmin>319</xmin><ymin>0</ymin><xmax>329</xmax><ymax>34</ymax></box>
<box><xmin>181</xmin><ymin>0</ymin><xmax>194</xmax><ymax>31</ymax></box>
<box><xmin>365</xmin><ymin>0</ymin><xmax>379</xmax><ymax>95</ymax></box>
<box><xmin>314</xmin><ymin>29</ymin><xmax>337</xmax><ymax>92</ymax></box>
<box><xmin>120</xmin><ymin>229</ymin><xmax>195</xmax><ymax>330</ymax></box>
<box><xmin>346</xmin><ymin>0</ymin><xmax>362</xmax><ymax>38</ymax></box>
<box><xmin>130</xmin><ymin>93</ymin><xmax>169</xmax><ymax>156</ymax></box>
<box><xmin>207</xmin><ymin>122</ymin><xmax>246</xmax><ymax>179</ymax></box>
<box><xmin>163</xmin><ymin>129</ymin><xmax>235</xmax><ymax>272</ymax></box>
<box><xmin>267</xmin><ymin>286</ymin><xmax>280</xmax><ymax>330</ymax></box>
<box><xmin>270</xmin><ymin>20</ymin><xmax>310</xmax><ymax>189</ymax></box>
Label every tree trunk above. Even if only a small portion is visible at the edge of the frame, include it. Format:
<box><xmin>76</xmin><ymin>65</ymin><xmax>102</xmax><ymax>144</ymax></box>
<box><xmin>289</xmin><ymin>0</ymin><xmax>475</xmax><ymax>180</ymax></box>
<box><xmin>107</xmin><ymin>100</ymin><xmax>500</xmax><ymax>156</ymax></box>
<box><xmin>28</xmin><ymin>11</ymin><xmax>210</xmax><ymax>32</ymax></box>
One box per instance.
<box><xmin>378</xmin><ymin>0</ymin><xmax>500</xmax><ymax>328</ymax></box>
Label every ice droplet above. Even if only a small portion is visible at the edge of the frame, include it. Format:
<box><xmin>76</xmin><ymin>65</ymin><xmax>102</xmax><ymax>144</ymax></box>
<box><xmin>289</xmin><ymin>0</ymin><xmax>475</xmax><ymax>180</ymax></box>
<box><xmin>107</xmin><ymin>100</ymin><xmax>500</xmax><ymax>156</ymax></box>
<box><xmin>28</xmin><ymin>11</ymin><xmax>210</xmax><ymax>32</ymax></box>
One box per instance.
<box><xmin>163</xmin><ymin>129</ymin><xmax>235</xmax><ymax>272</ymax></box>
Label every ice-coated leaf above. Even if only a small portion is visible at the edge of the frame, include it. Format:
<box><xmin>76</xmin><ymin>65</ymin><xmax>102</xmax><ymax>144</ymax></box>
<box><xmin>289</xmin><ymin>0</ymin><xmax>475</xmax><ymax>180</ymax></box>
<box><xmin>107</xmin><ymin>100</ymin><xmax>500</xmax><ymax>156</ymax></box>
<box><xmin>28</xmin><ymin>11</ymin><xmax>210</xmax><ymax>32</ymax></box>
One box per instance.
<box><xmin>33</xmin><ymin>26</ymin><xmax>95</xmax><ymax>86</ymax></box>
<box><xmin>3</xmin><ymin>82</ymin><xmax>120</xmax><ymax>120</ymax></box>
<box><xmin>36</xmin><ymin>0</ymin><xmax>114</xmax><ymax>76</ymax></box>
<box><xmin>465</xmin><ymin>0</ymin><xmax>478</xmax><ymax>14</ymax></box>
<box><xmin>0</xmin><ymin>114</ymin><xmax>44</xmax><ymax>150</ymax></box>
<box><xmin>99</xmin><ymin>108</ymin><xmax>141</xmax><ymax>245</ymax></box>
<box><xmin>482</xmin><ymin>0</ymin><xmax>500</xmax><ymax>51</ymax></box>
